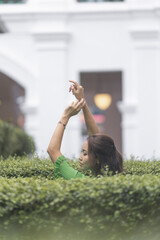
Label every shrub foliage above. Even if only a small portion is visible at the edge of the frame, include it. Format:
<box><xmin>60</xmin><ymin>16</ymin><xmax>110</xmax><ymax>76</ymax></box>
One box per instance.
<box><xmin>0</xmin><ymin>175</ymin><xmax>160</xmax><ymax>240</ymax></box>
<box><xmin>0</xmin><ymin>156</ymin><xmax>160</xmax><ymax>179</ymax></box>
<box><xmin>0</xmin><ymin>156</ymin><xmax>160</xmax><ymax>240</ymax></box>
<box><xmin>0</xmin><ymin>119</ymin><xmax>35</xmax><ymax>158</ymax></box>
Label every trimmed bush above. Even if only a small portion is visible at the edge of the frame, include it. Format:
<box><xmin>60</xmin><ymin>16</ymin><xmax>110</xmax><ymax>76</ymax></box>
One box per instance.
<box><xmin>0</xmin><ymin>156</ymin><xmax>160</xmax><ymax>239</ymax></box>
<box><xmin>0</xmin><ymin>156</ymin><xmax>160</xmax><ymax>179</ymax></box>
<box><xmin>0</xmin><ymin>175</ymin><xmax>160</xmax><ymax>240</ymax></box>
<box><xmin>0</xmin><ymin>119</ymin><xmax>35</xmax><ymax>158</ymax></box>
<box><xmin>124</xmin><ymin>156</ymin><xmax>160</xmax><ymax>176</ymax></box>
<box><xmin>0</xmin><ymin>156</ymin><xmax>55</xmax><ymax>179</ymax></box>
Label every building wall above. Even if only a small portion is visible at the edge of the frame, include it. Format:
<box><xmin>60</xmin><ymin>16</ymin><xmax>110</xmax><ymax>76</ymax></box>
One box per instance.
<box><xmin>0</xmin><ymin>0</ymin><xmax>160</xmax><ymax>159</ymax></box>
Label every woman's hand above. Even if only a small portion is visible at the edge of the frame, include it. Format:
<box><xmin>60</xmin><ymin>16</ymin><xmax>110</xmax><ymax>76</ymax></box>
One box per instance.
<box><xmin>62</xmin><ymin>98</ymin><xmax>86</xmax><ymax>119</ymax></box>
<box><xmin>69</xmin><ymin>80</ymin><xmax>84</xmax><ymax>101</ymax></box>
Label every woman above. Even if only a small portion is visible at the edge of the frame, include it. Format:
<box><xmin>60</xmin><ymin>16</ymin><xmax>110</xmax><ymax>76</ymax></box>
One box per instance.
<box><xmin>47</xmin><ymin>81</ymin><xmax>123</xmax><ymax>179</ymax></box>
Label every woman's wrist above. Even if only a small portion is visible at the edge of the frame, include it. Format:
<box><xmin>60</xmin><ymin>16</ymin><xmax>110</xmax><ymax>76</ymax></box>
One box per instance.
<box><xmin>61</xmin><ymin>114</ymin><xmax>70</xmax><ymax>125</ymax></box>
<box><xmin>82</xmin><ymin>99</ymin><xmax>87</xmax><ymax>109</ymax></box>
<box><xmin>77</xmin><ymin>95</ymin><xmax>84</xmax><ymax>101</ymax></box>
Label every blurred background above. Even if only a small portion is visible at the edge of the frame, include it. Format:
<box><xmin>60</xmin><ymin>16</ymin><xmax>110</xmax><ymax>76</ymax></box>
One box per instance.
<box><xmin>0</xmin><ymin>0</ymin><xmax>160</xmax><ymax>159</ymax></box>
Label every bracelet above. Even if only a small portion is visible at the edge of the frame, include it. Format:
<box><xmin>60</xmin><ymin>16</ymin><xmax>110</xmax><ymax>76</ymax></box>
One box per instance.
<box><xmin>58</xmin><ymin>121</ymin><xmax>66</xmax><ymax>129</ymax></box>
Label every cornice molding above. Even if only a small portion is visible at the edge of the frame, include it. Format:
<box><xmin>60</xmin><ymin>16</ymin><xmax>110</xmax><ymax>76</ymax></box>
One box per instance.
<box><xmin>0</xmin><ymin>1</ymin><xmax>160</xmax><ymax>25</ymax></box>
<box><xmin>32</xmin><ymin>30</ymin><xmax>71</xmax><ymax>50</ymax></box>
<box><xmin>0</xmin><ymin>2</ymin><xmax>160</xmax><ymax>16</ymax></box>
<box><xmin>130</xmin><ymin>27</ymin><xmax>160</xmax><ymax>40</ymax></box>
<box><xmin>129</xmin><ymin>26</ymin><xmax>160</xmax><ymax>49</ymax></box>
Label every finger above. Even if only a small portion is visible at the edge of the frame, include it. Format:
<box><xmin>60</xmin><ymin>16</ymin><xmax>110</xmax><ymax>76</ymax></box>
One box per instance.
<box><xmin>81</xmin><ymin>99</ymin><xmax>86</xmax><ymax>107</ymax></box>
<box><xmin>76</xmin><ymin>108</ymin><xmax>82</xmax><ymax>114</ymax></box>
<box><xmin>74</xmin><ymin>100</ymin><xmax>79</xmax><ymax>106</ymax></box>
<box><xmin>75</xmin><ymin>103</ymin><xmax>82</xmax><ymax>111</ymax></box>
<box><xmin>72</xmin><ymin>88</ymin><xmax>76</xmax><ymax>95</ymax></box>
<box><xmin>78</xmin><ymin>99</ymin><xmax>86</xmax><ymax>109</ymax></box>
<box><xmin>69</xmin><ymin>84</ymin><xmax>75</xmax><ymax>92</ymax></box>
<box><xmin>69</xmin><ymin>80</ymin><xmax>79</xmax><ymax>89</ymax></box>
<box><xmin>74</xmin><ymin>99</ymin><xmax>83</xmax><ymax>109</ymax></box>
<box><xmin>79</xmin><ymin>98</ymin><xmax>85</xmax><ymax>105</ymax></box>
<box><xmin>69</xmin><ymin>80</ymin><xmax>78</xmax><ymax>86</ymax></box>
<box><xmin>69</xmin><ymin>85</ymin><xmax>72</xmax><ymax>92</ymax></box>
<box><xmin>73</xmin><ymin>98</ymin><xmax>84</xmax><ymax>107</ymax></box>
<box><xmin>75</xmin><ymin>98</ymin><xmax>83</xmax><ymax>105</ymax></box>
<box><xmin>73</xmin><ymin>101</ymin><xmax>84</xmax><ymax>113</ymax></box>
<box><xmin>77</xmin><ymin>103</ymin><xmax>85</xmax><ymax>112</ymax></box>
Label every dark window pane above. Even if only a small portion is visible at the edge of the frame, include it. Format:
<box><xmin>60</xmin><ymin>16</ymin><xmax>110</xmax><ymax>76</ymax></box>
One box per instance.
<box><xmin>0</xmin><ymin>0</ymin><xmax>26</xmax><ymax>4</ymax></box>
<box><xmin>77</xmin><ymin>0</ymin><xmax>124</xmax><ymax>2</ymax></box>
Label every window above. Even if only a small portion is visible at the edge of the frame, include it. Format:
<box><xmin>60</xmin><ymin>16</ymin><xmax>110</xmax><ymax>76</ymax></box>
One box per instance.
<box><xmin>77</xmin><ymin>0</ymin><xmax>124</xmax><ymax>2</ymax></box>
<box><xmin>0</xmin><ymin>21</ymin><xmax>6</xmax><ymax>33</ymax></box>
<box><xmin>80</xmin><ymin>71</ymin><xmax>123</xmax><ymax>152</ymax></box>
<box><xmin>0</xmin><ymin>0</ymin><xmax>25</xmax><ymax>4</ymax></box>
<box><xmin>0</xmin><ymin>72</ymin><xmax>25</xmax><ymax>128</ymax></box>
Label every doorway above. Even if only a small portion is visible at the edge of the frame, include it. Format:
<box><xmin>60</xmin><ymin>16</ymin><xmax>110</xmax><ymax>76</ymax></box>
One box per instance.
<box><xmin>80</xmin><ymin>71</ymin><xmax>122</xmax><ymax>152</ymax></box>
<box><xmin>0</xmin><ymin>72</ymin><xmax>25</xmax><ymax>128</ymax></box>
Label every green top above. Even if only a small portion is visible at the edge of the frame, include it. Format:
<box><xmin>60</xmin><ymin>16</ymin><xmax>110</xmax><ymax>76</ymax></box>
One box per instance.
<box><xmin>54</xmin><ymin>155</ymin><xmax>85</xmax><ymax>180</ymax></box>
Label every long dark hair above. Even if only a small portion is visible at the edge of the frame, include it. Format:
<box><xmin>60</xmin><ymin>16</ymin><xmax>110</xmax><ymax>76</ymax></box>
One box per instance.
<box><xmin>87</xmin><ymin>134</ymin><xmax>123</xmax><ymax>176</ymax></box>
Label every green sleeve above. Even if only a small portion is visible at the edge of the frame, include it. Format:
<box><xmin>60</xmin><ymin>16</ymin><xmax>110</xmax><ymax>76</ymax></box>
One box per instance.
<box><xmin>54</xmin><ymin>155</ymin><xmax>85</xmax><ymax>180</ymax></box>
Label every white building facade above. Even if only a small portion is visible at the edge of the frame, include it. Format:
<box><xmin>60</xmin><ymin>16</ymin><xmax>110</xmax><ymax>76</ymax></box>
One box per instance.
<box><xmin>0</xmin><ymin>0</ymin><xmax>160</xmax><ymax>159</ymax></box>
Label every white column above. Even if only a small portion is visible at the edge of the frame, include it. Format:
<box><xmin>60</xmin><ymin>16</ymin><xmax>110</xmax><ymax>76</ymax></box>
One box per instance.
<box><xmin>33</xmin><ymin>30</ymin><xmax>71</xmax><ymax>156</ymax></box>
<box><xmin>117</xmin><ymin>101</ymin><xmax>138</xmax><ymax>158</ymax></box>
<box><xmin>129</xmin><ymin>27</ymin><xmax>160</xmax><ymax>158</ymax></box>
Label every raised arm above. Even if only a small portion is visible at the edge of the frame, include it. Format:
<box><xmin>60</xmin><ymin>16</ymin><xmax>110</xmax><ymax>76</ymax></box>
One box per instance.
<box><xmin>47</xmin><ymin>99</ymin><xmax>86</xmax><ymax>163</ymax></box>
<box><xmin>69</xmin><ymin>80</ymin><xmax>99</xmax><ymax>136</ymax></box>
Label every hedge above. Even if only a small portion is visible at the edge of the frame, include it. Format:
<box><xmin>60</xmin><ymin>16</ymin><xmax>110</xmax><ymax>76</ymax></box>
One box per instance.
<box><xmin>124</xmin><ymin>155</ymin><xmax>160</xmax><ymax>175</ymax></box>
<box><xmin>0</xmin><ymin>156</ymin><xmax>55</xmax><ymax>179</ymax></box>
<box><xmin>0</xmin><ymin>156</ymin><xmax>160</xmax><ymax>239</ymax></box>
<box><xmin>0</xmin><ymin>155</ymin><xmax>160</xmax><ymax>179</ymax></box>
<box><xmin>0</xmin><ymin>175</ymin><xmax>160</xmax><ymax>240</ymax></box>
<box><xmin>0</xmin><ymin>119</ymin><xmax>35</xmax><ymax>158</ymax></box>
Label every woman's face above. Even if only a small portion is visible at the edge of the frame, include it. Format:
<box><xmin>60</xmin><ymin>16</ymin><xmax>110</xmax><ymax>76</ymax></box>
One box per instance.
<box><xmin>79</xmin><ymin>140</ymin><xmax>90</xmax><ymax>170</ymax></box>
<box><xmin>79</xmin><ymin>140</ymin><xmax>94</xmax><ymax>169</ymax></box>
